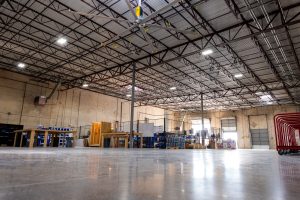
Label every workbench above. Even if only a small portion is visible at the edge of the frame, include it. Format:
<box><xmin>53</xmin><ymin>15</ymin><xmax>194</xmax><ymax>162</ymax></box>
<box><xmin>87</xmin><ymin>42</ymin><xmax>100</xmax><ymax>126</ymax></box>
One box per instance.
<box><xmin>101</xmin><ymin>132</ymin><xmax>143</xmax><ymax>148</ymax></box>
<box><xmin>13</xmin><ymin>129</ymin><xmax>77</xmax><ymax>148</ymax></box>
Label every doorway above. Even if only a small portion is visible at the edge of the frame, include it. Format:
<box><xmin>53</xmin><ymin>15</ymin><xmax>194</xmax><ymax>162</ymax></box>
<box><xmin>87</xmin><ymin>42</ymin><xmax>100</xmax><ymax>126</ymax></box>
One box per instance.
<box><xmin>221</xmin><ymin>118</ymin><xmax>238</xmax><ymax>149</ymax></box>
<box><xmin>191</xmin><ymin>119</ymin><xmax>211</xmax><ymax>135</ymax></box>
<box><xmin>249</xmin><ymin>115</ymin><xmax>269</xmax><ymax>149</ymax></box>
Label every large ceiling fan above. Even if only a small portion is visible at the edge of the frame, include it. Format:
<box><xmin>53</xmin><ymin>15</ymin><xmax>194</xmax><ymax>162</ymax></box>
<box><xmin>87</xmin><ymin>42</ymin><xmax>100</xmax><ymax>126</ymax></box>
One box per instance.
<box><xmin>64</xmin><ymin>0</ymin><xmax>196</xmax><ymax>52</ymax></box>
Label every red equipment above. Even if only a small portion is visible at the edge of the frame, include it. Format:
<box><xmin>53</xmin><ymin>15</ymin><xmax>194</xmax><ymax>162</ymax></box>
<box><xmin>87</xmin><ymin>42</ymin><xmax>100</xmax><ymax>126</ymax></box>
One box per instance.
<box><xmin>274</xmin><ymin>112</ymin><xmax>300</xmax><ymax>155</ymax></box>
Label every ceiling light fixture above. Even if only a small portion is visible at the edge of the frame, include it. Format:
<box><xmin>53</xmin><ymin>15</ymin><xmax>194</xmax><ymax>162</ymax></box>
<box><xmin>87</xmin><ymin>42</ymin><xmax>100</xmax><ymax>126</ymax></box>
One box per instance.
<box><xmin>56</xmin><ymin>37</ymin><xmax>67</xmax><ymax>46</ymax></box>
<box><xmin>234</xmin><ymin>74</ymin><xmax>243</xmax><ymax>78</ymax></box>
<box><xmin>82</xmin><ymin>83</ymin><xmax>89</xmax><ymax>88</ymax></box>
<box><xmin>260</xmin><ymin>94</ymin><xmax>272</xmax><ymax>101</ymax></box>
<box><xmin>126</xmin><ymin>85</ymin><xmax>142</xmax><ymax>92</ymax></box>
<box><xmin>169</xmin><ymin>87</ymin><xmax>176</xmax><ymax>90</ymax></box>
<box><xmin>17</xmin><ymin>62</ymin><xmax>26</xmax><ymax>68</ymax></box>
<box><xmin>201</xmin><ymin>49</ymin><xmax>213</xmax><ymax>56</ymax></box>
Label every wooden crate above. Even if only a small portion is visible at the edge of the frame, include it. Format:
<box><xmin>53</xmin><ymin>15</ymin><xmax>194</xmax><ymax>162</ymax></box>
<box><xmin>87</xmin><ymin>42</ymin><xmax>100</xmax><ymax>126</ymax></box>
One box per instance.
<box><xmin>89</xmin><ymin>122</ymin><xmax>112</xmax><ymax>147</ymax></box>
<box><xmin>192</xmin><ymin>143</ymin><xmax>205</xmax><ymax>149</ymax></box>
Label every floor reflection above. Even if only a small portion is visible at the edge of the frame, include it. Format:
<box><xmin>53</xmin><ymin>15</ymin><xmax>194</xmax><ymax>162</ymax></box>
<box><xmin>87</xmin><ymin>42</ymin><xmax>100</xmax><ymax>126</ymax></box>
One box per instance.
<box><xmin>0</xmin><ymin>148</ymin><xmax>299</xmax><ymax>200</ymax></box>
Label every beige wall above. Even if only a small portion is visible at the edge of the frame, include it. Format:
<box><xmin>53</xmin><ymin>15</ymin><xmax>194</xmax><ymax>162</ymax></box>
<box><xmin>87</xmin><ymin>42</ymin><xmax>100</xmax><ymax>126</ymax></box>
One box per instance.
<box><xmin>2</xmin><ymin>69</ymin><xmax>298</xmax><ymax>148</ymax></box>
<box><xmin>175</xmin><ymin>105</ymin><xmax>300</xmax><ymax>149</ymax></box>
<box><xmin>0</xmin><ymin>70</ymin><xmax>166</xmax><ymax>129</ymax></box>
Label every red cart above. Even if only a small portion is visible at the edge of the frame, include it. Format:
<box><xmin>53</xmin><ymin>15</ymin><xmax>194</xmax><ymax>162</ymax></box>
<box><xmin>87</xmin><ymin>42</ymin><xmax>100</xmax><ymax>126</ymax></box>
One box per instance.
<box><xmin>274</xmin><ymin>112</ymin><xmax>300</xmax><ymax>155</ymax></box>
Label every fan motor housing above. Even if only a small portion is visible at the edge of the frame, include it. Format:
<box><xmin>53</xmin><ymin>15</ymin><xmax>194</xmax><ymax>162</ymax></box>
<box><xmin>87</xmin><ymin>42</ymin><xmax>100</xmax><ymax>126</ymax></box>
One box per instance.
<box><xmin>34</xmin><ymin>96</ymin><xmax>47</xmax><ymax>105</ymax></box>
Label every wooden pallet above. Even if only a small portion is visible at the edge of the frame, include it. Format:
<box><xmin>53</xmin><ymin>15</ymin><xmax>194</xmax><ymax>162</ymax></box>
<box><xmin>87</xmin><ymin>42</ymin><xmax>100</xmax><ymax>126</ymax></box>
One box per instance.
<box><xmin>167</xmin><ymin>147</ymin><xmax>179</xmax><ymax>149</ymax></box>
<box><xmin>89</xmin><ymin>144</ymin><xmax>100</xmax><ymax>147</ymax></box>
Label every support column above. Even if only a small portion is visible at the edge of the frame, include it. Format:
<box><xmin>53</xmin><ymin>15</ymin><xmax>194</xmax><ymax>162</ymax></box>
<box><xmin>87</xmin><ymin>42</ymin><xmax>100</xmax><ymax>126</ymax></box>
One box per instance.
<box><xmin>29</xmin><ymin>130</ymin><xmax>35</xmax><ymax>148</ymax></box>
<box><xmin>164</xmin><ymin>116</ymin><xmax>166</xmax><ymax>133</ymax></box>
<box><xmin>201</xmin><ymin>93</ymin><xmax>205</xmax><ymax>146</ymax></box>
<box><xmin>120</xmin><ymin>102</ymin><xmax>123</xmax><ymax>131</ymax></box>
<box><xmin>13</xmin><ymin>132</ymin><xmax>17</xmax><ymax>147</ymax></box>
<box><xmin>20</xmin><ymin>133</ymin><xmax>24</xmax><ymax>147</ymax></box>
<box><xmin>44</xmin><ymin>131</ymin><xmax>48</xmax><ymax>147</ymax></box>
<box><xmin>129</xmin><ymin>63</ymin><xmax>136</xmax><ymax>148</ymax></box>
<box><xmin>125</xmin><ymin>136</ymin><xmax>128</xmax><ymax>148</ymax></box>
<box><xmin>19</xmin><ymin>83</ymin><xmax>27</xmax><ymax>125</ymax></box>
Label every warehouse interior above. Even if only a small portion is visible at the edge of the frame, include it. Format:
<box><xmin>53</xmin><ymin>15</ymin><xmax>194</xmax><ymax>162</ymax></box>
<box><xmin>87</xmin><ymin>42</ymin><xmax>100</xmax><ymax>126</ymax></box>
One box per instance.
<box><xmin>0</xmin><ymin>0</ymin><xmax>300</xmax><ymax>199</ymax></box>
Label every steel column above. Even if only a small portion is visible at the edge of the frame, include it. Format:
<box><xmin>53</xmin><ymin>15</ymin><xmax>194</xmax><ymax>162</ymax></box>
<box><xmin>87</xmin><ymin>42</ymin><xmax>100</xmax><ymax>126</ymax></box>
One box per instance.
<box><xmin>129</xmin><ymin>63</ymin><xmax>136</xmax><ymax>148</ymax></box>
<box><xmin>201</xmin><ymin>93</ymin><xmax>205</xmax><ymax>146</ymax></box>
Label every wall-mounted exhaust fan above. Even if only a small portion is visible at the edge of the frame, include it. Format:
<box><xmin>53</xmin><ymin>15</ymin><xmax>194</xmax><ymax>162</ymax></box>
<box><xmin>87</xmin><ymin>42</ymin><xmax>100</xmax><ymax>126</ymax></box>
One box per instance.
<box><xmin>34</xmin><ymin>79</ymin><xmax>61</xmax><ymax>106</ymax></box>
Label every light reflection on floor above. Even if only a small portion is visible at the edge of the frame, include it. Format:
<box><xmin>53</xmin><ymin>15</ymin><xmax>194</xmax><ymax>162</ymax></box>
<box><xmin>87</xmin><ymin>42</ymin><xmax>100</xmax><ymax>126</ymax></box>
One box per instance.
<box><xmin>0</xmin><ymin>148</ymin><xmax>299</xmax><ymax>200</ymax></box>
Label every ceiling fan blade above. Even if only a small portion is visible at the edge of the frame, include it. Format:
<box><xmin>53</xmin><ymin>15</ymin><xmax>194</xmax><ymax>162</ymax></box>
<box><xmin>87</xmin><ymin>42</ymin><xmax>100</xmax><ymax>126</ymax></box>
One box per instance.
<box><xmin>125</xmin><ymin>0</ymin><xmax>138</xmax><ymax>20</ymax></box>
<box><xmin>140</xmin><ymin>27</ymin><xmax>156</xmax><ymax>53</ymax></box>
<box><xmin>141</xmin><ymin>0</ymin><xmax>183</xmax><ymax>23</ymax></box>
<box><xmin>146</xmin><ymin>24</ymin><xmax>196</xmax><ymax>35</ymax></box>
<box><xmin>101</xmin><ymin>24</ymin><xmax>138</xmax><ymax>47</ymax></box>
<box><xmin>63</xmin><ymin>10</ymin><xmax>133</xmax><ymax>23</ymax></box>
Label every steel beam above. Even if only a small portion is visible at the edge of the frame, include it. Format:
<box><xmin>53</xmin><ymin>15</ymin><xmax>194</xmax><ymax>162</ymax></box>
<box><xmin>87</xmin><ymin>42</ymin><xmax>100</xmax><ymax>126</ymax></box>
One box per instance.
<box><xmin>226</xmin><ymin>0</ymin><xmax>296</xmax><ymax>102</ymax></box>
<box><xmin>64</xmin><ymin>3</ymin><xmax>300</xmax><ymax>86</ymax></box>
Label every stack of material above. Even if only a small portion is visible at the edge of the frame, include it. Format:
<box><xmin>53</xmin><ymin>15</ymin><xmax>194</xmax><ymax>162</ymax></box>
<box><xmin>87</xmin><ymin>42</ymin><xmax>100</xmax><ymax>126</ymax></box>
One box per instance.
<box><xmin>208</xmin><ymin>140</ymin><xmax>217</xmax><ymax>149</ymax></box>
<box><xmin>166</xmin><ymin>135</ymin><xmax>185</xmax><ymax>149</ymax></box>
<box><xmin>186</xmin><ymin>143</ymin><xmax>205</xmax><ymax>149</ymax></box>
<box><xmin>157</xmin><ymin>132</ymin><xmax>167</xmax><ymax>149</ymax></box>
<box><xmin>222</xmin><ymin>139</ymin><xmax>236</xmax><ymax>149</ymax></box>
<box><xmin>156</xmin><ymin>132</ymin><xmax>186</xmax><ymax>149</ymax></box>
<box><xmin>194</xmin><ymin>143</ymin><xmax>205</xmax><ymax>149</ymax></box>
<box><xmin>143</xmin><ymin>137</ymin><xmax>155</xmax><ymax>148</ymax></box>
<box><xmin>89</xmin><ymin>122</ymin><xmax>112</xmax><ymax>147</ymax></box>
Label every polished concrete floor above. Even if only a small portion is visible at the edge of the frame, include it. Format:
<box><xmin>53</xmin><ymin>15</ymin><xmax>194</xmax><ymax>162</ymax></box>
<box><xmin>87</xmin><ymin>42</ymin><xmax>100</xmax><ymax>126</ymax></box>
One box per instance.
<box><xmin>0</xmin><ymin>148</ymin><xmax>299</xmax><ymax>200</ymax></box>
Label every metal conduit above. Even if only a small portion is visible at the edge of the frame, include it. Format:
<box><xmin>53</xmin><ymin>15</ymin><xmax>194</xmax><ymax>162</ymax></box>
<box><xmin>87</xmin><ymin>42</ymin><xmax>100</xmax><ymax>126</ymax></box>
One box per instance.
<box><xmin>257</xmin><ymin>0</ymin><xmax>294</xmax><ymax>78</ymax></box>
<box><xmin>244</xmin><ymin>0</ymin><xmax>292</xmax><ymax>79</ymax></box>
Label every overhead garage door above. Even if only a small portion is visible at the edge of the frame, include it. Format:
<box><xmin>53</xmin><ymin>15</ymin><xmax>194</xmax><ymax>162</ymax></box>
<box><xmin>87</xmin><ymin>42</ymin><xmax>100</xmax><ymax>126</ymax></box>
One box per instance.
<box><xmin>221</xmin><ymin>118</ymin><xmax>236</xmax><ymax>132</ymax></box>
<box><xmin>249</xmin><ymin>115</ymin><xmax>269</xmax><ymax>149</ymax></box>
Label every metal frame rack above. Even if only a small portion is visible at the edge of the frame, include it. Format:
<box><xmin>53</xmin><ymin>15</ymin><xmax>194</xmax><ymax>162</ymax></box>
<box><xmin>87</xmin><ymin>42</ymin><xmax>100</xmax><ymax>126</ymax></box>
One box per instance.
<box><xmin>274</xmin><ymin>112</ymin><xmax>300</xmax><ymax>155</ymax></box>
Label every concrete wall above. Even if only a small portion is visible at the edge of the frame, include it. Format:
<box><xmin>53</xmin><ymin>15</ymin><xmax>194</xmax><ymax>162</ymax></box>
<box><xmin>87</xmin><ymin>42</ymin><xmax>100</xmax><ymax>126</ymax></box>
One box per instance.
<box><xmin>0</xmin><ymin>70</ymin><xmax>166</xmax><ymax>129</ymax></box>
<box><xmin>177</xmin><ymin>105</ymin><xmax>300</xmax><ymax>149</ymax></box>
